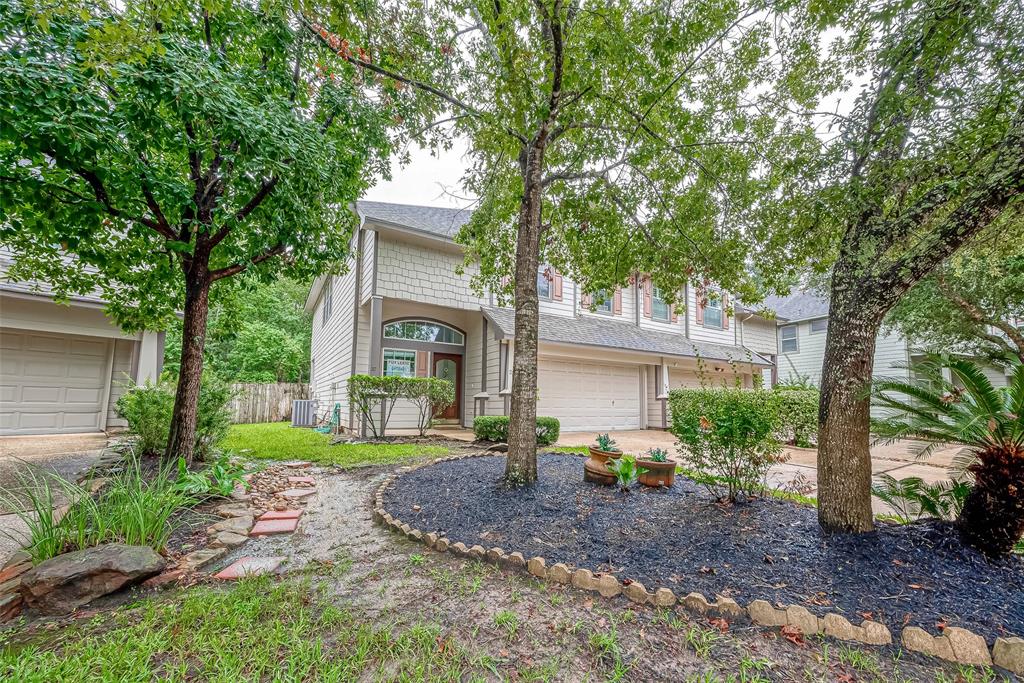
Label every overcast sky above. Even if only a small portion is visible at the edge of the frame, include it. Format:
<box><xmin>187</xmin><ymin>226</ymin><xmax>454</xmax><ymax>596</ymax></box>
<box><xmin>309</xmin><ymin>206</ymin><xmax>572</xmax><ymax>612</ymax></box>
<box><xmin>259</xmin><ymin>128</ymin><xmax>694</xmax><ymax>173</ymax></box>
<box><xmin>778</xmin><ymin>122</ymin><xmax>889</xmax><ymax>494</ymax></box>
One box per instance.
<box><xmin>363</xmin><ymin>138</ymin><xmax>476</xmax><ymax>208</ymax></box>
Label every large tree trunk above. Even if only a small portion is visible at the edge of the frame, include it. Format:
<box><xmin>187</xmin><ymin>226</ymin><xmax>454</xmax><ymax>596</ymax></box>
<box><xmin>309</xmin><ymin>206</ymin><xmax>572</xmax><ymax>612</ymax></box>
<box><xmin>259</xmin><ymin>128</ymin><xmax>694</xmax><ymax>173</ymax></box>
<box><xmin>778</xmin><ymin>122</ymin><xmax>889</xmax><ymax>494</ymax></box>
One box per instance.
<box><xmin>816</xmin><ymin>271</ymin><xmax>889</xmax><ymax>534</ymax></box>
<box><xmin>165</xmin><ymin>260</ymin><xmax>212</xmax><ymax>465</ymax></box>
<box><xmin>504</xmin><ymin>146</ymin><xmax>545</xmax><ymax>485</ymax></box>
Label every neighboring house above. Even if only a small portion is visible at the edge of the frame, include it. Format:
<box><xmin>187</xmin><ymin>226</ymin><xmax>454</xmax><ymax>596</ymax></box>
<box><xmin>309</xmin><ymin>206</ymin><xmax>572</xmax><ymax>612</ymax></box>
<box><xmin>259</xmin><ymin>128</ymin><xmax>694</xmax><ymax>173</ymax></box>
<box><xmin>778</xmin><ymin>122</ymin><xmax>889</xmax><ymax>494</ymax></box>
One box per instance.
<box><xmin>0</xmin><ymin>253</ymin><xmax>163</xmax><ymax>435</ymax></box>
<box><xmin>306</xmin><ymin>201</ymin><xmax>777</xmax><ymax>434</ymax></box>
<box><xmin>765</xmin><ymin>288</ymin><xmax>1012</xmax><ymax>394</ymax></box>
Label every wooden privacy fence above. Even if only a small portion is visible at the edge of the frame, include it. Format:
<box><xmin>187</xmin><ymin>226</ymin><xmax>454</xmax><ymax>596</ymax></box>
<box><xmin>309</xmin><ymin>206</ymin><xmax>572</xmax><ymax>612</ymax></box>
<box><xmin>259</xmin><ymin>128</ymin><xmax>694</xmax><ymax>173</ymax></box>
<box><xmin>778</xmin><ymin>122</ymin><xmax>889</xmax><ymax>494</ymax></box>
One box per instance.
<box><xmin>229</xmin><ymin>383</ymin><xmax>310</xmax><ymax>424</ymax></box>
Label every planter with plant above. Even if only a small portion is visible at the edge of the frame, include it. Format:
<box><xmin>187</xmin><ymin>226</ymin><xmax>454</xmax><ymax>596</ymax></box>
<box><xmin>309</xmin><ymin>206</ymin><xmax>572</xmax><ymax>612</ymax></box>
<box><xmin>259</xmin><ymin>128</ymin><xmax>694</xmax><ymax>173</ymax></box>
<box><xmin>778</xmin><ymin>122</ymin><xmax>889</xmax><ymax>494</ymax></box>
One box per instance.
<box><xmin>606</xmin><ymin>455</ymin><xmax>647</xmax><ymax>492</ymax></box>
<box><xmin>637</xmin><ymin>447</ymin><xmax>676</xmax><ymax>487</ymax></box>
<box><xmin>584</xmin><ymin>433</ymin><xmax>623</xmax><ymax>485</ymax></box>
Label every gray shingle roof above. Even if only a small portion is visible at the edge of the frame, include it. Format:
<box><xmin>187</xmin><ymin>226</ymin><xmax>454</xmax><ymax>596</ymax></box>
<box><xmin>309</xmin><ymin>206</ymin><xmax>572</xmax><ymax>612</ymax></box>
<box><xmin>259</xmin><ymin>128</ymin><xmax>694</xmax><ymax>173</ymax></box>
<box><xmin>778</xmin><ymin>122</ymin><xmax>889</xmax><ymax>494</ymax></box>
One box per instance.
<box><xmin>481</xmin><ymin>305</ymin><xmax>772</xmax><ymax>366</ymax></box>
<box><xmin>0</xmin><ymin>249</ymin><xmax>106</xmax><ymax>305</ymax></box>
<box><xmin>356</xmin><ymin>201</ymin><xmax>473</xmax><ymax>240</ymax></box>
<box><xmin>762</xmin><ymin>289</ymin><xmax>830</xmax><ymax>322</ymax></box>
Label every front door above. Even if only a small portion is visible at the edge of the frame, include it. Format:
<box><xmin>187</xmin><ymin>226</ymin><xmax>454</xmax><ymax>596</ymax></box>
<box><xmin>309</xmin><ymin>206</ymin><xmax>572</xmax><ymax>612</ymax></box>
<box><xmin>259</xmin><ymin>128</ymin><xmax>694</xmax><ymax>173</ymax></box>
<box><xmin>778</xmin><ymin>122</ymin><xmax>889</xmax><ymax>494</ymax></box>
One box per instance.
<box><xmin>432</xmin><ymin>353</ymin><xmax>461</xmax><ymax>420</ymax></box>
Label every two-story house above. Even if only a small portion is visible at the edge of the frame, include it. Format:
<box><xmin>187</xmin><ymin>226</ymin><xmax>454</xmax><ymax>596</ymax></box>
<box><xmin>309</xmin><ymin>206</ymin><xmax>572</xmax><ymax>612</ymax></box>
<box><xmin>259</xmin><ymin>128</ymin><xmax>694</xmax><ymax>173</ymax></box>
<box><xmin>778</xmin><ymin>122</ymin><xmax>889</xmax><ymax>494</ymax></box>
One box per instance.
<box><xmin>305</xmin><ymin>201</ymin><xmax>778</xmax><ymax>434</ymax></box>
<box><xmin>765</xmin><ymin>288</ymin><xmax>1012</xmax><ymax>393</ymax></box>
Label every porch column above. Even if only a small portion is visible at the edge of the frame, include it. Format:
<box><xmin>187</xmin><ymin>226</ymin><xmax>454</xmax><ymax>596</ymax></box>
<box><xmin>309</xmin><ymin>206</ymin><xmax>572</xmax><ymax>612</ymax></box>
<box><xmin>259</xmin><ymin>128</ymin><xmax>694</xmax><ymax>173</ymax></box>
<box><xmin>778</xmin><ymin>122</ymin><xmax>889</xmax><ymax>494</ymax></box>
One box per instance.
<box><xmin>368</xmin><ymin>295</ymin><xmax>384</xmax><ymax>376</ymax></box>
<box><xmin>657</xmin><ymin>359</ymin><xmax>669</xmax><ymax>429</ymax></box>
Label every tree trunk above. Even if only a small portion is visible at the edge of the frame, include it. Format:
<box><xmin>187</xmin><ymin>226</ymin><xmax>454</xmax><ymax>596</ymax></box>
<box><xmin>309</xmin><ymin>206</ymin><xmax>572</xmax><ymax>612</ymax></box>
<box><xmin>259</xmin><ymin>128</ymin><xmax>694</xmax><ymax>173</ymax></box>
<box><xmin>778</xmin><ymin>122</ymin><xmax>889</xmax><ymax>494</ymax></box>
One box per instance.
<box><xmin>504</xmin><ymin>146</ymin><xmax>545</xmax><ymax>486</ymax></box>
<box><xmin>816</xmin><ymin>273</ymin><xmax>889</xmax><ymax>534</ymax></box>
<box><xmin>165</xmin><ymin>261</ymin><xmax>212</xmax><ymax>465</ymax></box>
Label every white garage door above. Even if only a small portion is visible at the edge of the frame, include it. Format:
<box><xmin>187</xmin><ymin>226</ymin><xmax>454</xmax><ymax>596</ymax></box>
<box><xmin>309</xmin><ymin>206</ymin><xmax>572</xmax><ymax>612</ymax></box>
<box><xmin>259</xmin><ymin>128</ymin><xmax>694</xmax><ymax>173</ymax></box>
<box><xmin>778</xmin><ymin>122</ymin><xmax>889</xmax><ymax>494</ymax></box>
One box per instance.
<box><xmin>538</xmin><ymin>358</ymin><xmax>640</xmax><ymax>432</ymax></box>
<box><xmin>0</xmin><ymin>329</ymin><xmax>110</xmax><ymax>435</ymax></box>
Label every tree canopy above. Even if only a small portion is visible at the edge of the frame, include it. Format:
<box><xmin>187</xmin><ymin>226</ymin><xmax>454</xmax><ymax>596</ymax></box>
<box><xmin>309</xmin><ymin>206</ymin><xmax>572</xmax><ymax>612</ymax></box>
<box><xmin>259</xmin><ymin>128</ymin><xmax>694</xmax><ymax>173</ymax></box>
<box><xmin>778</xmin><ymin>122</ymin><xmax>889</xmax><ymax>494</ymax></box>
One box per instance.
<box><xmin>163</xmin><ymin>277</ymin><xmax>313</xmax><ymax>383</ymax></box>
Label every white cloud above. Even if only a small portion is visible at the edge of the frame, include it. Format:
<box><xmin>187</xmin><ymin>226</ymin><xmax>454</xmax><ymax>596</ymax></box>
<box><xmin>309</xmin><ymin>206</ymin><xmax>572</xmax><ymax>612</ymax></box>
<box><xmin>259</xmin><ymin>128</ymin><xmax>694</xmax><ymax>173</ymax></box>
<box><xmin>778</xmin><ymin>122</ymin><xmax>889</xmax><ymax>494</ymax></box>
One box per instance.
<box><xmin>364</xmin><ymin>137</ymin><xmax>476</xmax><ymax>208</ymax></box>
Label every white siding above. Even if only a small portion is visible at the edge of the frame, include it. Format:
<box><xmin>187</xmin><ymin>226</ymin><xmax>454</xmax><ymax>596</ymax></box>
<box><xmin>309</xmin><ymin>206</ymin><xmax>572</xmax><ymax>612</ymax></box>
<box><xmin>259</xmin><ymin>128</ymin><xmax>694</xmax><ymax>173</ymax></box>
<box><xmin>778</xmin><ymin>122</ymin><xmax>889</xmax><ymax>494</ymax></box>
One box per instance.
<box><xmin>106</xmin><ymin>338</ymin><xmax>135</xmax><ymax>429</ymax></box>
<box><xmin>376</xmin><ymin>238</ymin><xmax>483</xmax><ymax>310</ymax></box>
<box><xmin>638</xmin><ymin>286</ymin><xmax>686</xmax><ymax>334</ymax></box>
<box><xmin>579</xmin><ymin>283</ymin><xmax>635</xmax><ymax>323</ymax></box>
<box><xmin>740</xmin><ymin>316</ymin><xmax>778</xmax><ymax>357</ymax></box>
<box><xmin>686</xmin><ymin>286</ymin><xmax>737</xmax><ymax>346</ymax></box>
<box><xmin>310</xmin><ymin>249</ymin><xmax>360</xmax><ymax>426</ymax></box>
<box><xmin>537</xmin><ymin>270</ymin><xmax>576</xmax><ymax>318</ymax></box>
<box><xmin>776</xmin><ymin>319</ymin><xmax>828</xmax><ymax>385</ymax></box>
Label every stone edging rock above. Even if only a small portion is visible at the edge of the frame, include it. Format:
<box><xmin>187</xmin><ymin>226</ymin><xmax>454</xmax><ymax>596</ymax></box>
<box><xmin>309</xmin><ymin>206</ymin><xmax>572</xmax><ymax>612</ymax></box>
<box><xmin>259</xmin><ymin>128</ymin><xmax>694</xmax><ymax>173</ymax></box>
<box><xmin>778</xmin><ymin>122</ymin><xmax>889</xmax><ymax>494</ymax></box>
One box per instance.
<box><xmin>372</xmin><ymin>451</ymin><xmax>1022</xmax><ymax>675</ymax></box>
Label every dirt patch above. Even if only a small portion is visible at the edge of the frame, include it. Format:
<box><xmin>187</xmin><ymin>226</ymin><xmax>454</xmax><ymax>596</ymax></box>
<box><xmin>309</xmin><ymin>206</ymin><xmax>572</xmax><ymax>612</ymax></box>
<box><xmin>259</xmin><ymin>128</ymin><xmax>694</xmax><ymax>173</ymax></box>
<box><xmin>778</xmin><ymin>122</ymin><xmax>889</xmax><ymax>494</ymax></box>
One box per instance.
<box><xmin>382</xmin><ymin>453</ymin><xmax>1024</xmax><ymax>644</ymax></box>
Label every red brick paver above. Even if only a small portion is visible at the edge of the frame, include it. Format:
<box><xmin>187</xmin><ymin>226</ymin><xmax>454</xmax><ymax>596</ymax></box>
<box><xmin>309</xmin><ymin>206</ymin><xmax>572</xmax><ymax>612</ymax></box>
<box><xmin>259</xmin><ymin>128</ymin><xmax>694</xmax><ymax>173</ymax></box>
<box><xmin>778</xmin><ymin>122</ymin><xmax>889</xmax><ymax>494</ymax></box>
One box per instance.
<box><xmin>250</xmin><ymin>518</ymin><xmax>300</xmax><ymax>537</ymax></box>
<box><xmin>287</xmin><ymin>476</ymin><xmax>315</xmax><ymax>485</ymax></box>
<box><xmin>213</xmin><ymin>556</ymin><xmax>286</xmax><ymax>580</ymax></box>
<box><xmin>259</xmin><ymin>509</ymin><xmax>303</xmax><ymax>521</ymax></box>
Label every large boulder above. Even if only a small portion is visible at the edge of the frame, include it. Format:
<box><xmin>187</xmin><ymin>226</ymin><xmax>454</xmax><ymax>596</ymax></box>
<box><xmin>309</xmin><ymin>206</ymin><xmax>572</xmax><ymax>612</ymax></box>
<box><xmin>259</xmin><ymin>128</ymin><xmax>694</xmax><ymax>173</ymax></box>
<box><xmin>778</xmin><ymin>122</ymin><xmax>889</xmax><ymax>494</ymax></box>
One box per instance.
<box><xmin>20</xmin><ymin>544</ymin><xmax>166</xmax><ymax>615</ymax></box>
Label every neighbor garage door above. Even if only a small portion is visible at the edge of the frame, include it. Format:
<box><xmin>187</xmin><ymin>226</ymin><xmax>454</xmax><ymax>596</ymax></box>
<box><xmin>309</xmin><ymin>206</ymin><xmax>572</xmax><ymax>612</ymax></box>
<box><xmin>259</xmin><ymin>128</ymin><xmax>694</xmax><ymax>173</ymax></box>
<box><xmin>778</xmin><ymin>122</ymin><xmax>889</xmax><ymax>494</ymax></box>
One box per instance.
<box><xmin>0</xmin><ymin>329</ymin><xmax>110</xmax><ymax>435</ymax></box>
<box><xmin>538</xmin><ymin>358</ymin><xmax>640</xmax><ymax>431</ymax></box>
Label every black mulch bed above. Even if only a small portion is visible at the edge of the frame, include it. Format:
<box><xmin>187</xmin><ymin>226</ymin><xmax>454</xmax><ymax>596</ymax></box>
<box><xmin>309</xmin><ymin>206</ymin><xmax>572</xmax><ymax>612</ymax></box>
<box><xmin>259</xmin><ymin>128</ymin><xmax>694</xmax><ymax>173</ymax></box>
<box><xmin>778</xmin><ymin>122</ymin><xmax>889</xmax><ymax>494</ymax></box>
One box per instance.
<box><xmin>382</xmin><ymin>453</ymin><xmax>1024</xmax><ymax>642</ymax></box>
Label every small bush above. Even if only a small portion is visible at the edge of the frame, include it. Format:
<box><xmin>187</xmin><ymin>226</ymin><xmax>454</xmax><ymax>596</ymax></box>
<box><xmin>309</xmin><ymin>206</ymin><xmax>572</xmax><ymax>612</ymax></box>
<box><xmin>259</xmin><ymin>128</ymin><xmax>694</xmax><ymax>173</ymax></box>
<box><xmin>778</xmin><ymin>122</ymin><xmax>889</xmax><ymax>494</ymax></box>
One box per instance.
<box><xmin>472</xmin><ymin>415</ymin><xmax>560</xmax><ymax>446</ymax></box>
<box><xmin>669</xmin><ymin>388</ymin><xmax>785</xmax><ymax>502</ymax></box>
<box><xmin>115</xmin><ymin>374</ymin><xmax>234</xmax><ymax>459</ymax></box>
<box><xmin>403</xmin><ymin>377</ymin><xmax>457</xmax><ymax>436</ymax></box>
<box><xmin>772</xmin><ymin>387</ymin><xmax>819</xmax><ymax>447</ymax></box>
<box><xmin>347</xmin><ymin>375</ymin><xmax>406</xmax><ymax>438</ymax></box>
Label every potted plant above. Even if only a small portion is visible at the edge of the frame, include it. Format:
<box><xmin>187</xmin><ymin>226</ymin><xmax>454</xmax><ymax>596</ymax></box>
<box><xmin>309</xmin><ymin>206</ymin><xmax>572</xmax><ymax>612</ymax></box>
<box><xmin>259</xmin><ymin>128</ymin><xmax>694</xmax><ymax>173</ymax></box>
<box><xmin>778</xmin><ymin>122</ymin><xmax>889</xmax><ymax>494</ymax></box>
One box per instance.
<box><xmin>584</xmin><ymin>433</ymin><xmax>623</xmax><ymax>484</ymax></box>
<box><xmin>637</xmin><ymin>447</ymin><xmax>676</xmax><ymax>488</ymax></box>
<box><xmin>607</xmin><ymin>455</ymin><xmax>647</xmax><ymax>492</ymax></box>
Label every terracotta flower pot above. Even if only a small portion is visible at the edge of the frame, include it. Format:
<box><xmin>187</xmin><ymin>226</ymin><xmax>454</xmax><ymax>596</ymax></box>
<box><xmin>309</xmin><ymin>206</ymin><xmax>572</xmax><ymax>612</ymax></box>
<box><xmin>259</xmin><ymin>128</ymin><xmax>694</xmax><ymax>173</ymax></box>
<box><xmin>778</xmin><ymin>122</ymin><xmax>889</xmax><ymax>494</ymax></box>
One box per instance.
<box><xmin>637</xmin><ymin>459</ymin><xmax>676</xmax><ymax>488</ymax></box>
<box><xmin>584</xmin><ymin>447</ymin><xmax>622</xmax><ymax>485</ymax></box>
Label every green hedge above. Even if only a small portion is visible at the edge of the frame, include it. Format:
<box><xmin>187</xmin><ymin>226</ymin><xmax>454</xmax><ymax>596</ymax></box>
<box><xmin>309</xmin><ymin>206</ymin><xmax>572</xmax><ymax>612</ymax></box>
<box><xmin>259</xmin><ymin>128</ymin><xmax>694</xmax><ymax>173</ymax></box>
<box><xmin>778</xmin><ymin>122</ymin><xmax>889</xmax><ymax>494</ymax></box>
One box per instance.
<box><xmin>347</xmin><ymin>374</ymin><xmax>456</xmax><ymax>437</ymax></box>
<box><xmin>473</xmin><ymin>415</ymin><xmax>561</xmax><ymax>446</ymax></box>
<box><xmin>772</xmin><ymin>387</ymin><xmax>819</xmax><ymax>447</ymax></box>
<box><xmin>668</xmin><ymin>387</ymin><xmax>784</xmax><ymax>502</ymax></box>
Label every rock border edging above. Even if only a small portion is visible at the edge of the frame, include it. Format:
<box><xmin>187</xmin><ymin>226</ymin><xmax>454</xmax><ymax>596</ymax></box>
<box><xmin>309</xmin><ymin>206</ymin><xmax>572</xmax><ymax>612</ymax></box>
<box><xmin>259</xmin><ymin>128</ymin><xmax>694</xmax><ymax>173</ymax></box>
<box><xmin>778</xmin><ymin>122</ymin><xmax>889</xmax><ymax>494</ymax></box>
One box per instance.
<box><xmin>372</xmin><ymin>451</ymin><xmax>1021</xmax><ymax>674</ymax></box>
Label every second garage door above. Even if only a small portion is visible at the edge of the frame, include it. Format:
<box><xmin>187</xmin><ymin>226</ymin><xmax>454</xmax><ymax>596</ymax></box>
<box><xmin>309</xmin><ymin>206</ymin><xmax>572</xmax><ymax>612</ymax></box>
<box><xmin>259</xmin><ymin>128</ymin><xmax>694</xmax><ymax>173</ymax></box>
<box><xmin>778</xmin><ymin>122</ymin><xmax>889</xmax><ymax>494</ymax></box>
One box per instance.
<box><xmin>538</xmin><ymin>358</ymin><xmax>640</xmax><ymax>432</ymax></box>
<box><xmin>0</xmin><ymin>329</ymin><xmax>110</xmax><ymax>435</ymax></box>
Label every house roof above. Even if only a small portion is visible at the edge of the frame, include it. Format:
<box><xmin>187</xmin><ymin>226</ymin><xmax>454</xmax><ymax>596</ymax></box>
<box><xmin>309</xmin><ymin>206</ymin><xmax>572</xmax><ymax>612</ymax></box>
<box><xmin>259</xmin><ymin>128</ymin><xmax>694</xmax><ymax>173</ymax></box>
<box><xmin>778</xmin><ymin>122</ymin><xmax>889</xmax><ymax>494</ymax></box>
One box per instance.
<box><xmin>762</xmin><ymin>289</ymin><xmax>830</xmax><ymax>323</ymax></box>
<box><xmin>356</xmin><ymin>201</ymin><xmax>473</xmax><ymax>240</ymax></box>
<box><xmin>0</xmin><ymin>249</ymin><xmax>107</xmax><ymax>306</ymax></box>
<box><xmin>481</xmin><ymin>305</ymin><xmax>772</xmax><ymax>366</ymax></box>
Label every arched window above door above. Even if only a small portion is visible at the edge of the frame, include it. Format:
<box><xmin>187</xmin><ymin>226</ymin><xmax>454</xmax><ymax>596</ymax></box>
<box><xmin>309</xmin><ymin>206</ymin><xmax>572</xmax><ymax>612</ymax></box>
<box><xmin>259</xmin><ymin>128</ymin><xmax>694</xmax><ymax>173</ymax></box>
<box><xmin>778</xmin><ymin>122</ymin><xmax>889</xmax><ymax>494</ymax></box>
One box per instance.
<box><xmin>383</xmin><ymin>320</ymin><xmax>465</xmax><ymax>346</ymax></box>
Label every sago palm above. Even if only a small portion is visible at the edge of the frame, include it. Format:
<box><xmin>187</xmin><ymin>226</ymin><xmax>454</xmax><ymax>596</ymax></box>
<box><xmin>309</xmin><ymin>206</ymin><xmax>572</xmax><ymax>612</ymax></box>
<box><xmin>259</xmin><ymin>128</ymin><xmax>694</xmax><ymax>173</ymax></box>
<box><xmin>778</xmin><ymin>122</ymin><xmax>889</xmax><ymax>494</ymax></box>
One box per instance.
<box><xmin>871</xmin><ymin>355</ymin><xmax>1024</xmax><ymax>557</ymax></box>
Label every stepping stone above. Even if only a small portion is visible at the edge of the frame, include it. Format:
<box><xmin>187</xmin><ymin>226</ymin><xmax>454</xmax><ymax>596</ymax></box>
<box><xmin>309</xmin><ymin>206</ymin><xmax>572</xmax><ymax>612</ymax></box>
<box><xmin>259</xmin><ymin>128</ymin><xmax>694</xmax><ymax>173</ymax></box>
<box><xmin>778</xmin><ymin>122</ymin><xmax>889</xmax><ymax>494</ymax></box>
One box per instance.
<box><xmin>213</xmin><ymin>556</ymin><xmax>286</xmax><ymax>580</ymax></box>
<box><xmin>287</xmin><ymin>476</ymin><xmax>315</xmax><ymax>485</ymax></box>
<box><xmin>259</xmin><ymin>509</ymin><xmax>303</xmax><ymax>521</ymax></box>
<box><xmin>250</xmin><ymin>518</ymin><xmax>300</xmax><ymax>536</ymax></box>
<box><xmin>282</xmin><ymin>461</ymin><xmax>311</xmax><ymax>468</ymax></box>
<box><xmin>278</xmin><ymin>488</ymin><xmax>316</xmax><ymax>500</ymax></box>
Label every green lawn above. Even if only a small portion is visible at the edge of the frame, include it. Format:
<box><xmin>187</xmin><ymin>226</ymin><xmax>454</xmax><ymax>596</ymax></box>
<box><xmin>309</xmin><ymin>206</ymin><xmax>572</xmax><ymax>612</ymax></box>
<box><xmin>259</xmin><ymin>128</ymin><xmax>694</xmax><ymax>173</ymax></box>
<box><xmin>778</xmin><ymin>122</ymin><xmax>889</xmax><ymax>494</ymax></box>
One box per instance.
<box><xmin>0</xmin><ymin>576</ymin><xmax>484</xmax><ymax>682</ymax></box>
<box><xmin>222</xmin><ymin>422</ymin><xmax>449</xmax><ymax>468</ymax></box>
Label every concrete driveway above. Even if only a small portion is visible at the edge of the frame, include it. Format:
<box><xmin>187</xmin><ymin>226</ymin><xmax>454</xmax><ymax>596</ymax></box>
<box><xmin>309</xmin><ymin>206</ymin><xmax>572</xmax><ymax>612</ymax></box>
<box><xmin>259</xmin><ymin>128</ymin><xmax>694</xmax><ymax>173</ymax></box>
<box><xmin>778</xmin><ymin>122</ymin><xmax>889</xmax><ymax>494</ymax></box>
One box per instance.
<box><xmin>0</xmin><ymin>433</ymin><xmax>108</xmax><ymax>565</ymax></box>
<box><xmin>557</xmin><ymin>429</ymin><xmax>958</xmax><ymax>514</ymax></box>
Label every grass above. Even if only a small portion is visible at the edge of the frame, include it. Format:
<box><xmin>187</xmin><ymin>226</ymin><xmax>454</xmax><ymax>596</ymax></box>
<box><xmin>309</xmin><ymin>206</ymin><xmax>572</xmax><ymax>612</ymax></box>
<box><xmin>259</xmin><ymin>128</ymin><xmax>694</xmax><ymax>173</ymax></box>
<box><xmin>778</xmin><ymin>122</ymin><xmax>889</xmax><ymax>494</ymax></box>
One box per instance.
<box><xmin>222</xmin><ymin>422</ymin><xmax>450</xmax><ymax>467</ymax></box>
<box><xmin>548</xmin><ymin>445</ymin><xmax>588</xmax><ymax>454</ymax></box>
<box><xmin>0</xmin><ymin>576</ymin><xmax>486</xmax><ymax>682</ymax></box>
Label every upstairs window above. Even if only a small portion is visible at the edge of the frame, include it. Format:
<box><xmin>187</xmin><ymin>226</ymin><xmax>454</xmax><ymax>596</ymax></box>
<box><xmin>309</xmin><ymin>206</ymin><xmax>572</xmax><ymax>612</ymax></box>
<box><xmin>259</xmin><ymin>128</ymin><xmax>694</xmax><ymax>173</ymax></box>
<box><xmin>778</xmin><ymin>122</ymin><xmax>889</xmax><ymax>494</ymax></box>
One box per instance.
<box><xmin>537</xmin><ymin>267</ymin><xmax>552</xmax><ymax>300</ymax></box>
<box><xmin>810</xmin><ymin>318</ymin><xmax>828</xmax><ymax>334</ymax></box>
<box><xmin>593</xmin><ymin>289</ymin><xmax>613</xmax><ymax>314</ymax></box>
<box><xmin>780</xmin><ymin>324</ymin><xmax>798</xmax><ymax>353</ymax></box>
<box><xmin>321</xmin><ymin>278</ymin><xmax>333</xmax><ymax>325</ymax></box>
<box><xmin>384</xmin><ymin>320</ymin><xmax>465</xmax><ymax>345</ymax></box>
<box><xmin>703</xmin><ymin>294</ymin><xmax>723</xmax><ymax>329</ymax></box>
<box><xmin>652</xmin><ymin>286</ymin><xmax>670</xmax><ymax>321</ymax></box>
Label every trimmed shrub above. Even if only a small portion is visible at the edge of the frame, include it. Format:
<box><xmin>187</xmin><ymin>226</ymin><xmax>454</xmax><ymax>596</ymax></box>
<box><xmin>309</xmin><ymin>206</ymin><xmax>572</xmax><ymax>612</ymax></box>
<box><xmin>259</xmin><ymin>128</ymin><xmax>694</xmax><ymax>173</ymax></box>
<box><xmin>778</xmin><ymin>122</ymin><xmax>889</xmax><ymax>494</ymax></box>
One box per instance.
<box><xmin>347</xmin><ymin>375</ymin><xmax>406</xmax><ymax>438</ymax></box>
<box><xmin>403</xmin><ymin>377</ymin><xmax>457</xmax><ymax>436</ymax></box>
<box><xmin>772</xmin><ymin>387</ymin><xmax>819</xmax><ymax>447</ymax></box>
<box><xmin>115</xmin><ymin>374</ymin><xmax>234</xmax><ymax>459</ymax></box>
<box><xmin>473</xmin><ymin>415</ymin><xmax>561</xmax><ymax>446</ymax></box>
<box><xmin>669</xmin><ymin>388</ymin><xmax>785</xmax><ymax>502</ymax></box>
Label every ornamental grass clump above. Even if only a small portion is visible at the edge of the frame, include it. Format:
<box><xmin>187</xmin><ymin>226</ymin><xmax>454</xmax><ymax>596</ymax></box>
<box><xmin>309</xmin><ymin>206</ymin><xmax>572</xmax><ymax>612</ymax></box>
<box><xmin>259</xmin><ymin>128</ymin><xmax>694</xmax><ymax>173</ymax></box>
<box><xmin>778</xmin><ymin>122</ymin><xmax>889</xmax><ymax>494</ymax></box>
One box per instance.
<box><xmin>669</xmin><ymin>388</ymin><xmax>785</xmax><ymax>502</ymax></box>
<box><xmin>0</xmin><ymin>455</ymin><xmax>193</xmax><ymax>564</ymax></box>
<box><xmin>872</xmin><ymin>355</ymin><xmax>1024</xmax><ymax>557</ymax></box>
